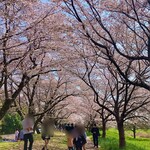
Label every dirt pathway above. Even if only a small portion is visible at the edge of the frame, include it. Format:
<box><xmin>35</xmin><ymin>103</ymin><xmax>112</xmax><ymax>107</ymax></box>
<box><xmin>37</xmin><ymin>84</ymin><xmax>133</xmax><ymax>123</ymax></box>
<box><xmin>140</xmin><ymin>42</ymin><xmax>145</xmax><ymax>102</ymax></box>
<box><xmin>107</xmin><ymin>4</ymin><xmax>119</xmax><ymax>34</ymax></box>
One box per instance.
<box><xmin>1</xmin><ymin>133</ymin><xmax>100</xmax><ymax>150</ymax></box>
<box><xmin>1</xmin><ymin>134</ymin><xmax>15</xmax><ymax>140</ymax></box>
<box><xmin>86</xmin><ymin>138</ymin><xmax>100</xmax><ymax>150</ymax></box>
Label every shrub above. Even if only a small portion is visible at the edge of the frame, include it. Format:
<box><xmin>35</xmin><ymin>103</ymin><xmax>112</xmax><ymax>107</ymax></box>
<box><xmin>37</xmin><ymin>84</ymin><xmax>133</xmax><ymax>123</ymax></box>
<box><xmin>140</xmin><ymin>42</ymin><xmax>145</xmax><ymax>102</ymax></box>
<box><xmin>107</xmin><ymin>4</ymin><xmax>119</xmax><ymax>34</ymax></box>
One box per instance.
<box><xmin>0</xmin><ymin>113</ymin><xmax>22</xmax><ymax>134</ymax></box>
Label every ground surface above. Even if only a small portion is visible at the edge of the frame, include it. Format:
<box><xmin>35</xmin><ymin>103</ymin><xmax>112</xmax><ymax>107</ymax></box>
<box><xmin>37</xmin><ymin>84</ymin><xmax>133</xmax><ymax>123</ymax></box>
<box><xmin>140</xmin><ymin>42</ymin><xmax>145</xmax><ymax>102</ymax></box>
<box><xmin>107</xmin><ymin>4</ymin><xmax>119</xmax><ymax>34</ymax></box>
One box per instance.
<box><xmin>1</xmin><ymin>129</ymin><xmax>150</xmax><ymax>150</ymax></box>
<box><xmin>0</xmin><ymin>131</ymin><xmax>98</xmax><ymax>150</ymax></box>
<box><xmin>89</xmin><ymin>129</ymin><xmax>150</xmax><ymax>150</ymax></box>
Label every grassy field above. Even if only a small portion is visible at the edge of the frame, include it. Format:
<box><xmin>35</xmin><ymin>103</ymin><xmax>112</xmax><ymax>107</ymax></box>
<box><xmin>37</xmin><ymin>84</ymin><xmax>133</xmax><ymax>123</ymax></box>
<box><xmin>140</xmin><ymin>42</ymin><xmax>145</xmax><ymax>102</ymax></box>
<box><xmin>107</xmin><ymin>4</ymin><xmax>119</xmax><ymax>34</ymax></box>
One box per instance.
<box><xmin>0</xmin><ymin>129</ymin><xmax>149</xmax><ymax>150</ymax></box>
<box><xmin>0</xmin><ymin>142</ymin><xmax>20</xmax><ymax>150</ymax></box>
<box><xmin>89</xmin><ymin>128</ymin><xmax>150</xmax><ymax>150</ymax></box>
<box><xmin>0</xmin><ymin>131</ymin><xmax>67</xmax><ymax>150</ymax></box>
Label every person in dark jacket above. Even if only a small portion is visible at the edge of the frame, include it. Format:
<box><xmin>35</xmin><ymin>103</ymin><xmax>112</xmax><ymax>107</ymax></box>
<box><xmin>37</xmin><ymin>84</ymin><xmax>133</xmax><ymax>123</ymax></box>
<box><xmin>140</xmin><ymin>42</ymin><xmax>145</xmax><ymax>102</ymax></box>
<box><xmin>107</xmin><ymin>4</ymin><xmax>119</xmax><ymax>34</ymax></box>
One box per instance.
<box><xmin>78</xmin><ymin>125</ymin><xmax>87</xmax><ymax>150</ymax></box>
<box><xmin>73</xmin><ymin>125</ymin><xmax>86</xmax><ymax>150</ymax></box>
<box><xmin>91</xmin><ymin>124</ymin><xmax>100</xmax><ymax>148</ymax></box>
<box><xmin>73</xmin><ymin>135</ymin><xmax>85</xmax><ymax>150</ymax></box>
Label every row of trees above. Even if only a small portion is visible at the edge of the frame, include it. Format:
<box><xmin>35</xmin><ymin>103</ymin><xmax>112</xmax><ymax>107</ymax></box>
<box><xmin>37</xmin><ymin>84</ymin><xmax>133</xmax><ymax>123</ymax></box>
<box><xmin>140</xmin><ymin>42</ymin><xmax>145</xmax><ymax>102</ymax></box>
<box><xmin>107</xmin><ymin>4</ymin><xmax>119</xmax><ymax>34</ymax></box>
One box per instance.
<box><xmin>56</xmin><ymin>0</ymin><xmax>150</xmax><ymax>148</ymax></box>
<box><xmin>0</xmin><ymin>0</ymin><xmax>77</xmax><ymax>132</ymax></box>
<box><xmin>0</xmin><ymin>0</ymin><xmax>150</xmax><ymax>149</ymax></box>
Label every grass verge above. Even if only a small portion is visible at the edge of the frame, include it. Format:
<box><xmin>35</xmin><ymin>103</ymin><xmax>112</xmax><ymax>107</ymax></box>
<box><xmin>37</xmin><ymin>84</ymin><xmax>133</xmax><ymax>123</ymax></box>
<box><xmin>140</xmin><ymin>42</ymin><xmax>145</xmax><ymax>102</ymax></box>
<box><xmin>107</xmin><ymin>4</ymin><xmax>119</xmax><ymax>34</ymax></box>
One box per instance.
<box><xmin>88</xmin><ymin>128</ymin><xmax>150</xmax><ymax>150</ymax></box>
<box><xmin>0</xmin><ymin>131</ymin><xmax>67</xmax><ymax>150</ymax></box>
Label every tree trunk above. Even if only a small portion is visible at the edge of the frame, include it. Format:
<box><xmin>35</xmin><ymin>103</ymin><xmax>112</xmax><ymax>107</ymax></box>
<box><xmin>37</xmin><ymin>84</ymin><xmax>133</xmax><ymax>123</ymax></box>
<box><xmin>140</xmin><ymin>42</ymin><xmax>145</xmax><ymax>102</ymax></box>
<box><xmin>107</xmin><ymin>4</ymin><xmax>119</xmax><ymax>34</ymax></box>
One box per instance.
<box><xmin>33</xmin><ymin>121</ymin><xmax>40</xmax><ymax>133</ymax></box>
<box><xmin>0</xmin><ymin>100</ymin><xmax>12</xmax><ymax>120</ymax></box>
<box><xmin>117</xmin><ymin>122</ymin><xmax>126</xmax><ymax>149</ymax></box>
<box><xmin>133</xmin><ymin>125</ymin><xmax>136</xmax><ymax>139</ymax></box>
<box><xmin>102</xmin><ymin>120</ymin><xmax>106</xmax><ymax>138</ymax></box>
<box><xmin>0</xmin><ymin>75</ymin><xmax>29</xmax><ymax>120</ymax></box>
<box><xmin>148</xmin><ymin>36</ymin><xmax>150</xmax><ymax>62</ymax></box>
<box><xmin>16</xmin><ymin>108</ymin><xmax>24</xmax><ymax>120</ymax></box>
<box><xmin>33</xmin><ymin>115</ymin><xmax>44</xmax><ymax>133</ymax></box>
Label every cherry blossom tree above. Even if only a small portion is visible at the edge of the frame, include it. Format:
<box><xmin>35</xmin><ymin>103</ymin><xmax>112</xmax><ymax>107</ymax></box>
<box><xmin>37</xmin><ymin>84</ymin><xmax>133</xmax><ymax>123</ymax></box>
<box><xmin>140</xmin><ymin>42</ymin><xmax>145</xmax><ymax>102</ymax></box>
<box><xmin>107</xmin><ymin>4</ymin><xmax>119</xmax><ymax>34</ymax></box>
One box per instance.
<box><xmin>13</xmin><ymin>70</ymin><xmax>79</xmax><ymax>132</ymax></box>
<box><xmin>60</xmin><ymin>39</ymin><xmax>150</xmax><ymax>148</ymax></box>
<box><xmin>56</xmin><ymin>1</ymin><xmax>150</xmax><ymax>148</ymax></box>
<box><xmin>0</xmin><ymin>0</ymin><xmax>67</xmax><ymax>119</ymax></box>
<box><xmin>60</xmin><ymin>0</ymin><xmax>150</xmax><ymax>91</ymax></box>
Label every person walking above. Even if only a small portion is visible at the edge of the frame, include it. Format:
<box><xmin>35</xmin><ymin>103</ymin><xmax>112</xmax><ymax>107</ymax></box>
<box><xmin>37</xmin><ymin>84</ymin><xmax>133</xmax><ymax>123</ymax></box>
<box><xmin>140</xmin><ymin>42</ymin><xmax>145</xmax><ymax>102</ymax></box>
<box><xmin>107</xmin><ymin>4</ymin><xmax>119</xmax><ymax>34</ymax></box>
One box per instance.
<box><xmin>73</xmin><ymin>135</ymin><xmax>83</xmax><ymax>150</ymax></box>
<box><xmin>22</xmin><ymin>114</ymin><xmax>34</xmax><ymax>150</ymax></box>
<box><xmin>73</xmin><ymin>125</ymin><xmax>86</xmax><ymax>150</ymax></box>
<box><xmin>41</xmin><ymin>118</ymin><xmax>54</xmax><ymax>150</ymax></box>
<box><xmin>91</xmin><ymin>124</ymin><xmax>100</xmax><ymax>148</ymax></box>
<box><xmin>67</xmin><ymin>133</ymin><xmax>74</xmax><ymax>150</ymax></box>
<box><xmin>80</xmin><ymin>126</ymin><xmax>87</xmax><ymax>150</ymax></box>
<box><xmin>66</xmin><ymin>123</ymin><xmax>75</xmax><ymax>150</ymax></box>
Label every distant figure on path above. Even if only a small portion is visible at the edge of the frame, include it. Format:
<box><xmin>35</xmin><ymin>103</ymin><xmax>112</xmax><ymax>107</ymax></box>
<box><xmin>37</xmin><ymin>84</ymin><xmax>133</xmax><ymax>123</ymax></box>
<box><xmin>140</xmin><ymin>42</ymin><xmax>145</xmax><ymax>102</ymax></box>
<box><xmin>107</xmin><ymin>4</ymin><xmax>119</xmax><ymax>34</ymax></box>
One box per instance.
<box><xmin>14</xmin><ymin>129</ymin><xmax>19</xmax><ymax>141</ymax></box>
<box><xmin>91</xmin><ymin>124</ymin><xmax>100</xmax><ymax>148</ymax></box>
<box><xmin>22</xmin><ymin>114</ymin><xmax>34</xmax><ymax>150</ymax></box>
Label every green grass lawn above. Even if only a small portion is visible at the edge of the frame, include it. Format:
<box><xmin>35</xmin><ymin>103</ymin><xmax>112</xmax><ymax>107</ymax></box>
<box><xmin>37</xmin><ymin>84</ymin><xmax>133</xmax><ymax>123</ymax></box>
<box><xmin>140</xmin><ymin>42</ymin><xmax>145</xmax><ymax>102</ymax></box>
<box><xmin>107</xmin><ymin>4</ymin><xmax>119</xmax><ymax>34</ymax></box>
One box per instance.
<box><xmin>0</xmin><ymin>142</ymin><xmax>20</xmax><ymax>150</ymax></box>
<box><xmin>88</xmin><ymin>128</ymin><xmax>150</xmax><ymax>150</ymax></box>
<box><xmin>0</xmin><ymin>131</ymin><xmax>67</xmax><ymax>150</ymax></box>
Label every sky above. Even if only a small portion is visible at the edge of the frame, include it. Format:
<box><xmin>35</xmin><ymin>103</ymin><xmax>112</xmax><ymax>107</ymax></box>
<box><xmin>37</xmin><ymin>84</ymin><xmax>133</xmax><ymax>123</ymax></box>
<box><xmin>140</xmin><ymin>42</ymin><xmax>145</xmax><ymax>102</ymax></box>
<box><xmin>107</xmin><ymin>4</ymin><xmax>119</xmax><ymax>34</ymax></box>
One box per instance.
<box><xmin>40</xmin><ymin>0</ymin><xmax>49</xmax><ymax>3</ymax></box>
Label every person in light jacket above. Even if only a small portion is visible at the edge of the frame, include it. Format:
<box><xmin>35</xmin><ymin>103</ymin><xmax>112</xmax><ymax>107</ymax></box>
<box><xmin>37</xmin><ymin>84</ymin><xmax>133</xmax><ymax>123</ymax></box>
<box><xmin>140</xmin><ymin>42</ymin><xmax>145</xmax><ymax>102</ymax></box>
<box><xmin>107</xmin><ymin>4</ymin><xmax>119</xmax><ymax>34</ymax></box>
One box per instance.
<box><xmin>22</xmin><ymin>114</ymin><xmax>34</xmax><ymax>150</ymax></box>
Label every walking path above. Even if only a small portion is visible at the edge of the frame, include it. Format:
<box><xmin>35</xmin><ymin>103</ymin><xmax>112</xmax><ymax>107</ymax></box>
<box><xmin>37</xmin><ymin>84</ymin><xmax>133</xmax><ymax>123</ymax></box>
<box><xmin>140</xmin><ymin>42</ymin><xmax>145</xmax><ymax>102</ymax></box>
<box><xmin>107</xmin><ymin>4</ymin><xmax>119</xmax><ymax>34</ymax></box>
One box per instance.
<box><xmin>0</xmin><ymin>132</ymin><xmax>100</xmax><ymax>150</ymax></box>
<box><xmin>86</xmin><ymin>137</ymin><xmax>100</xmax><ymax>150</ymax></box>
<box><xmin>1</xmin><ymin>134</ymin><xmax>15</xmax><ymax>140</ymax></box>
